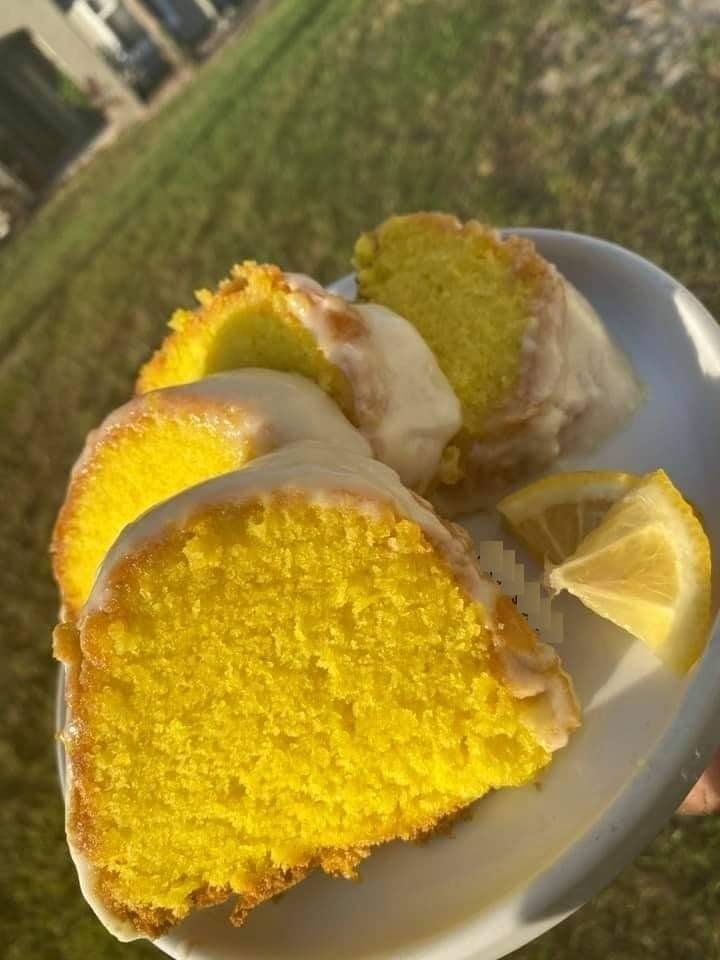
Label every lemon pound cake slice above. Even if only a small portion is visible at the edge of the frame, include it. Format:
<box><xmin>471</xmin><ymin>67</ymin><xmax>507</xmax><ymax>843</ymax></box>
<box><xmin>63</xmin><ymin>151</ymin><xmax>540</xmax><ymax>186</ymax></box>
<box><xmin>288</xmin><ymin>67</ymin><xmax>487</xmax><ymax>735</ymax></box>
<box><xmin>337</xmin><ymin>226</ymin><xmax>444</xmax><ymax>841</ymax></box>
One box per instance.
<box><xmin>137</xmin><ymin>262</ymin><xmax>461</xmax><ymax>491</ymax></box>
<box><xmin>354</xmin><ymin>213</ymin><xmax>642</xmax><ymax>512</ymax></box>
<box><xmin>55</xmin><ymin>442</ymin><xmax>579</xmax><ymax>941</ymax></box>
<box><xmin>52</xmin><ymin>370</ymin><xmax>370</xmax><ymax>617</ymax></box>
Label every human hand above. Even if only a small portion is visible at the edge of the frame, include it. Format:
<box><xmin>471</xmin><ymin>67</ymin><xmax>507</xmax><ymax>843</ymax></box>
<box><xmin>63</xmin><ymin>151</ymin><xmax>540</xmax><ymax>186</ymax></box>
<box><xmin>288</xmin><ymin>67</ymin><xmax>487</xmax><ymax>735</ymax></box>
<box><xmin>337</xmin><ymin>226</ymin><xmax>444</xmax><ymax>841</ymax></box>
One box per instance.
<box><xmin>677</xmin><ymin>748</ymin><xmax>720</xmax><ymax>814</ymax></box>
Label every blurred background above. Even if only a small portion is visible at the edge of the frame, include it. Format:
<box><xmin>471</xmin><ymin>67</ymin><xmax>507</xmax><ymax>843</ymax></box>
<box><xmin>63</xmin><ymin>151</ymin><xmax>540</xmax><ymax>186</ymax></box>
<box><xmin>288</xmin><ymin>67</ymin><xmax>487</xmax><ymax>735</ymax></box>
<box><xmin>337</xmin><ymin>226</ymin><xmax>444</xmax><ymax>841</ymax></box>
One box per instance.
<box><xmin>1</xmin><ymin>0</ymin><xmax>719</xmax><ymax>957</ymax></box>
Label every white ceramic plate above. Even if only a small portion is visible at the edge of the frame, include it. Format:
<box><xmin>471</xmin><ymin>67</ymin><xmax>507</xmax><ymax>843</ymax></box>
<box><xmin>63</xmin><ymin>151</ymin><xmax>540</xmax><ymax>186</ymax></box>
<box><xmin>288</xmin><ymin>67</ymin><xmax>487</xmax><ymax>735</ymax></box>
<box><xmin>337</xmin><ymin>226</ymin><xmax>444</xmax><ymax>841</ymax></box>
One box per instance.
<box><xmin>57</xmin><ymin>229</ymin><xmax>720</xmax><ymax>960</ymax></box>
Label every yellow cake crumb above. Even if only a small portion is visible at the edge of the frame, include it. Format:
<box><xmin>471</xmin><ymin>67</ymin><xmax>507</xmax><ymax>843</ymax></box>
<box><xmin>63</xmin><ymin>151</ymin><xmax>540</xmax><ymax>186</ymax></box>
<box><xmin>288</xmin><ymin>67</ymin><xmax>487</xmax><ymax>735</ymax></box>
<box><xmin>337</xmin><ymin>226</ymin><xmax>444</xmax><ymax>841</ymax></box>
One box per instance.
<box><xmin>136</xmin><ymin>262</ymin><xmax>354</xmax><ymax>415</ymax></box>
<box><xmin>61</xmin><ymin>495</ymin><xmax>551</xmax><ymax>935</ymax></box>
<box><xmin>52</xmin><ymin>395</ymin><xmax>254</xmax><ymax>616</ymax></box>
<box><xmin>354</xmin><ymin>212</ymin><xmax>549</xmax><ymax>436</ymax></box>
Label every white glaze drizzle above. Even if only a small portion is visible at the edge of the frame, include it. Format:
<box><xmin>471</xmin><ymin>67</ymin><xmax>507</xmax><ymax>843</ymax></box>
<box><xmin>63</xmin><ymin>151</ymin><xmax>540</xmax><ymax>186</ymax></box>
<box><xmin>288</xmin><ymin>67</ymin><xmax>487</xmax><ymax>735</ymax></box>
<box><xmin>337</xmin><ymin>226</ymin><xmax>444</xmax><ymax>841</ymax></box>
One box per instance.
<box><xmin>284</xmin><ymin>274</ymin><xmax>462</xmax><ymax>492</ymax></box>
<box><xmin>354</xmin><ymin>304</ymin><xmax>461</xmax><ymax>492</ymax></box>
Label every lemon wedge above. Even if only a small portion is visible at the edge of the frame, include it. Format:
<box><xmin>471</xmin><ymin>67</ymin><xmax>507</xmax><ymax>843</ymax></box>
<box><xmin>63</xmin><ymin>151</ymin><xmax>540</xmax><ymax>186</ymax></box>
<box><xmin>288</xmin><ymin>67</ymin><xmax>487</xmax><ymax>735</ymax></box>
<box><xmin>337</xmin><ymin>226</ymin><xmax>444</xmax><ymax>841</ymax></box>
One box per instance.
<box><xmin>546</xmin><ymin>469</ymin><xmax>711</xmax><ymax>673</ymax></box>
<box><xmin>498</xmin><ymin>471</ymin><xmax>639</xmax><ymax>564</ymax></box>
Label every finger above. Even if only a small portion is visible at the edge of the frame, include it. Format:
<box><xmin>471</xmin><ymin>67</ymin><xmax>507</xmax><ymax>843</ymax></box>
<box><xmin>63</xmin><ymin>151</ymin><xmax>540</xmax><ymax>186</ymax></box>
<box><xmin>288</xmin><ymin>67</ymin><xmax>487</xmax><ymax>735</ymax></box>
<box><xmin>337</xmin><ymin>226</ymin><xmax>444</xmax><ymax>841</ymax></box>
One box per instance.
<box><xmin>677</xmin><ymin>748</ymin><xmax>720</xmax><ymax>815</ymax></box>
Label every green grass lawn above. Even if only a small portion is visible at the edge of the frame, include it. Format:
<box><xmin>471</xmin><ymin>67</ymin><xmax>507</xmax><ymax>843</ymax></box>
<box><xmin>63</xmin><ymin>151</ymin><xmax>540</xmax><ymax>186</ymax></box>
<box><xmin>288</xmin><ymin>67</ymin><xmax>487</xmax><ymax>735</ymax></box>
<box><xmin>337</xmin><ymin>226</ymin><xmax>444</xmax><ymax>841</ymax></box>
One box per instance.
<box><xmin>2</xmin><ymin>0</ymin><xmax>720</xmax><ymax>956</ymax></box>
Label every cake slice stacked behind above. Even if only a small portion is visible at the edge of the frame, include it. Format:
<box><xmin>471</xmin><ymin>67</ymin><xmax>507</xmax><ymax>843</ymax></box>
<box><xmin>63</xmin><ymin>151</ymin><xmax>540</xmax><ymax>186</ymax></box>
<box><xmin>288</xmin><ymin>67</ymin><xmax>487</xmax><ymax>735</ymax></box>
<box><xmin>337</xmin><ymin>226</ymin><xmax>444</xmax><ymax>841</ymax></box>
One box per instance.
<box><xmin>52</xmin><ymin>369</ymin><xmax>370</xmax><ymax>617</ymax></box>
<box><xmin>354</xmin><ymin>212</ymin><xmax>642</xmax><ymax>511</ymax></box>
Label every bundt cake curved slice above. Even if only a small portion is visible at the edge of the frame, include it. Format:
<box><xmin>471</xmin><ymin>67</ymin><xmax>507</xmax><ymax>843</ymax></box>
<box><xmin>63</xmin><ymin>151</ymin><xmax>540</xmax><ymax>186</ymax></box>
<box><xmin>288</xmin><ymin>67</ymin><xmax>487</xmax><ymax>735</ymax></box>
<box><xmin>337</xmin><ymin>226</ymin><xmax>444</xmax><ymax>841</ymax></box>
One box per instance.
<box><xmin>354</xmin><ymin>212</ymin><xmax>641</xmax><ymax>511</ymax></box>
<box><xmin>136</xmin><ymin>262</ymin><xmax>461</xmax><ymax>491</ymax></box>
<box><xmin>52</xmin><ymin>370</ymin><xmax>370</xmax><ymax>617</ymax></box>
<box><xmin>55</xmin><ymin>442</ymin><xmax>578</xmax><ymax>941</ymax></box>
